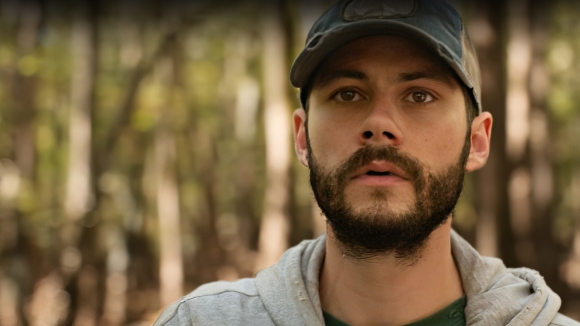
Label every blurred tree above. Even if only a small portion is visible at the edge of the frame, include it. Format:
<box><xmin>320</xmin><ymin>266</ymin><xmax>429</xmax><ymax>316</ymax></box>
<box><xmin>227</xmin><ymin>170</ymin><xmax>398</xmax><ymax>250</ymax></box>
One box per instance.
<box><xmin>0</xmin><ymin>0</ymin><xmax>579</xmax><ymax>323</ymax></box>
<box><xmin>462</xmin><ymin>0</ymin><xmax>511</xmax><ymax>262</ymax></box>
<box><xmin>255</xmin><ymin>0</ymin><xmax>293</xmax><ymax>273</ymax></box>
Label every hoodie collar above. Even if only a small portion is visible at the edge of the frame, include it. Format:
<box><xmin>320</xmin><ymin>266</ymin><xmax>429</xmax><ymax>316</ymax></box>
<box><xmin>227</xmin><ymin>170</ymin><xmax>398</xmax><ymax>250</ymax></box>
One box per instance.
<box><xmin>450</xmin><ymin>230</ymin><xmax>562</xmax><ymax>326</ymax></box>
<box><xmin>256</xmin><ymin>231</ymin><xmax>562</xmax><ymax>326</ymax></box>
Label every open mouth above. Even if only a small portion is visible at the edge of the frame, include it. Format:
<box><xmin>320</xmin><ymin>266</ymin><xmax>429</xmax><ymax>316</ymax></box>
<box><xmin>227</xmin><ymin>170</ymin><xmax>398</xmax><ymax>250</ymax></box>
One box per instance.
<box><xmin>365</xmin><ymin>170</ymin><xmax>395</xmax><ymax>176</ymax></box>
<box><xmin>350</xmin><ymin>160</ymin><xmax>408</xmax><ymax>182</ymax></box>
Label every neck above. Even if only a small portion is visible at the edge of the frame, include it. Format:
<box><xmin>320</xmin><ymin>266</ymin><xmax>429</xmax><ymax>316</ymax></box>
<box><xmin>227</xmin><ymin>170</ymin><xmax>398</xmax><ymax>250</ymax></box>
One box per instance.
<box><xmin>319</xmin><ymin>218</ymin><xmax>463</xmax><ymax>326</ymax></box>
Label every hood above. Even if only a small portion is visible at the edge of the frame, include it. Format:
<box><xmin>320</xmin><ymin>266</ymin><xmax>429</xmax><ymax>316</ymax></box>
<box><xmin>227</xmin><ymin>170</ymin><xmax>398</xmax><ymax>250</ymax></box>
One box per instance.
<box><xmin>451</xmin><ymin>230</ymin><xmax>562</xmax><ymax>326</ymax></box>
<box><xmin>255</xmin><ymin>235</ymin><xmax>327</xmax><ymax>326</ymax></box>
<box><xmin>255</xmin><ymin>231</ymin><xmax>563</xmax><ymax>326</ymax></box>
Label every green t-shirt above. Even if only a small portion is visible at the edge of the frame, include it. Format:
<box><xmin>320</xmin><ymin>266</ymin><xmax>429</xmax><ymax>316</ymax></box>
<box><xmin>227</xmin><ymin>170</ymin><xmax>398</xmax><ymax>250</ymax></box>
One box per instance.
<box><xmin>323</xmin><ymin>296</ymin><xmax>466</xmax><ymax>326</ymax></box>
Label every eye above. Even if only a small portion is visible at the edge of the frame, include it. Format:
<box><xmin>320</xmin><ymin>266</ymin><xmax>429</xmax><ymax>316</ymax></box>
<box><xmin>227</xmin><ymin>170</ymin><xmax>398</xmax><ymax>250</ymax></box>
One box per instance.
<box><xmin>334</xmin><ymin>89</ymin><xmax>363</xmax><ymax>102</ymax></box>
<box><xmin>404</xmin><ymin>90</ymin><xmax>434</xmax><ymax>103</ymax></box>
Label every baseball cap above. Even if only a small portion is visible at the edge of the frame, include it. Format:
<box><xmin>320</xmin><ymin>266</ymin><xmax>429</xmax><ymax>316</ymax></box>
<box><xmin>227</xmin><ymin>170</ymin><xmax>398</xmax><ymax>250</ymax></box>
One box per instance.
<box><xmin>290</xmin><ymin>0</ymin><xmax>482</xmax><ymax>114</ymax></box>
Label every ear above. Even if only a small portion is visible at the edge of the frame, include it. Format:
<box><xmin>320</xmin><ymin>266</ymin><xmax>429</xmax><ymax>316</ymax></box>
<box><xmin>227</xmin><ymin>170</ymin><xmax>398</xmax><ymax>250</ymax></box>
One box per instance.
<box><xmin>465</xmin><ymin>112</ymin><xmax>493</xmax><ymax>172</ymax></box>
<box><xmin>293</xmin><ymin>108</ymin><xmax>309</xmax><ymax>167</ymax></box>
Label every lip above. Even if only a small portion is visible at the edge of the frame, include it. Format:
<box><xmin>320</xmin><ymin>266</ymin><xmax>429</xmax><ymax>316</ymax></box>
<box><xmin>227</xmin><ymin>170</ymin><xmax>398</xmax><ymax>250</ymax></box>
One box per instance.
<box><xmin>350</xmin><ymin>161</ymin><xmax>408</xmax><ymax>186</ymax></box>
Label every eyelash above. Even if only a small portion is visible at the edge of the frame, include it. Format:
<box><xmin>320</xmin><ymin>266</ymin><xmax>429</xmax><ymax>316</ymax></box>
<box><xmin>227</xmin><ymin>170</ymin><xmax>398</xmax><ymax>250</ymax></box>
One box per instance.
<box><xmin>331</xmin><ymin>88</ymin><xmax>365</xmax><ymax>102</ymax></box>
<box><xmin>403</xmin><ymin>90</ymin><xmax>436</xmax><ymax>104</ymax></box>
<box><xmin>330</xmin><ymin>89</ymin><xmax>436</xmax><ymax>104</ymax></box>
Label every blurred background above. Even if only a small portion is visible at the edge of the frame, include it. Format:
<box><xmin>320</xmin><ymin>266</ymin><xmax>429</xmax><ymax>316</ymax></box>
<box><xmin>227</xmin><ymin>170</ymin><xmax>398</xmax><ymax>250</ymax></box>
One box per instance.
<box><xmin>0</xmin><ymin>0</ymin><xmax>580</xmax><ymax>324</ymax></box>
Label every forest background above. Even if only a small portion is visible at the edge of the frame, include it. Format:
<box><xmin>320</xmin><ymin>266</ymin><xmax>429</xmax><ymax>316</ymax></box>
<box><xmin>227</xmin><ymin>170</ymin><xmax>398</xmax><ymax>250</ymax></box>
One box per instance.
<box><xmin>1</xmin><ymin>0</ymin><xmax>580</xmax><ymax>324</ymax></box>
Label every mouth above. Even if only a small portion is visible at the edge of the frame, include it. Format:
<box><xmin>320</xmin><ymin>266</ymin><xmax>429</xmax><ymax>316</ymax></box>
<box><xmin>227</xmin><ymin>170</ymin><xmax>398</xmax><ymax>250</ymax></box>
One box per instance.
<box><xmin>349</xmin><ymin>161</ymin><xmax>409</xmax><ymax>186</ymax></box>
<box><xmin>352</xmin><ymin>161</ymin><xmax>407</xmax><ymax>179</ymax></box>
<box><xmin>365</xmin><ymin>170</ymin><xmax>397</xmax><ymax>176</ymax></box>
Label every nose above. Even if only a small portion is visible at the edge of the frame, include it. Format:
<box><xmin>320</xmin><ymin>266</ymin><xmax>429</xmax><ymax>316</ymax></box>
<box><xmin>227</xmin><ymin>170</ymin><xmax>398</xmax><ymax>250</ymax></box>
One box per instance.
<box><xmin>359</xmin><ymin>99</ymin><xmax>402</xmax><ymax>145</ymax></box>
<box><xmin>362</xmin><ymin>130</ymin><xmax>396</xmax><ymax>140</ymax></box>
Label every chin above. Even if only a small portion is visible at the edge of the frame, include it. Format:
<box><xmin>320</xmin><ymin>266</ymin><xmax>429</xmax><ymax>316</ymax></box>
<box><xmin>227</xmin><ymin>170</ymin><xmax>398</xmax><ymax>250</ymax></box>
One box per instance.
<box><xmin>345</xmin><ymin>188</ymin><xmax>414</xmax><ymax>215</ymax></box>
<box><xmin>348</xmin><ymin>199</ymin><xmax>415</xmax><ymax>221</ymax></box>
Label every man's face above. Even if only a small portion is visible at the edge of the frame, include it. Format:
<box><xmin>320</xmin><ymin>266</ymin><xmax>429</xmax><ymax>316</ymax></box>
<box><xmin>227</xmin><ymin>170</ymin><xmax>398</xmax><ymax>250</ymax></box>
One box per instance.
<box><xmin>296</xmin><ymin>35</ymin><xmax>472</xmax><ymax>260</ymax></box>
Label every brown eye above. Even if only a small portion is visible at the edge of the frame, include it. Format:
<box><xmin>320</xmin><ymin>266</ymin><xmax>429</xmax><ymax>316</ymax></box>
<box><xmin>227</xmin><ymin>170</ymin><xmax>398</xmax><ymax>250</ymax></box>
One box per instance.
<box><xmin>405</xmin><ymin>90</ymin><xmax>434</xmax><ymax>103</ymax></box>
<box><xmin>340</xmin><ymin>90</ymin><xmax>356</xmax><ymax>101</ymax></box>
<box><xmin>334</xmin><ymin>89</ymin><xmax>363</xmax><ymax>102</ymax></box>
<box><xmin>412</xmin><ymin>91</ymin><xmax>427</xmax><ymax>102</ymax></box>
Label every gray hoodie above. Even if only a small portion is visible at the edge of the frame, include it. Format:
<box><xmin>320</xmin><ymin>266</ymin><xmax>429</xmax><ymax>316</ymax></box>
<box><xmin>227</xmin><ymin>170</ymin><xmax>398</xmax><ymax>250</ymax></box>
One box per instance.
<box><xmin>154</xmin><ymin>231</ymin><xmax>579</xmax><ymax>325</ymax></box>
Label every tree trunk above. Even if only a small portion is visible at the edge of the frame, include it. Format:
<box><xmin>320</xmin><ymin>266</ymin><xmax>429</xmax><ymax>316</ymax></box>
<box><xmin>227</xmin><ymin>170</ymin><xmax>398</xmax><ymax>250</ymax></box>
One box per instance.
<box><xmin>255</xmin><ymin>0</ymin><xmax>292</xmax><ymax>272</ymax></box>
<box><xmin>155</xmin><ymin>57</ymin><xmax>184</xmax><ymax>307</ymax></box>
<box><xmin>528</xmin><ymin>0</ymin><xmax>568</xmax><ymax>301</ymax></box>
<box><xmin>63</xmin><ymin>3</ymin><xmax>100</xmax><ymax>324</ymax></box>
<box><xmin>468</xmin><ymin>1</ymin><xmax>512</xmax><ymax>260</ymax></box>
<box><xmin>504</xmin><ymin>0</ymin><xmax>537</xmax><ymax>269</ymax></box>
<box><xmin>0</xmin><ymin>272</ymin><xmax>22</xmax><ymax>326</ymax></box>
<box><xmin>11</xmin><ymin>0</ymin><xmax>40</xmax><ymax>180</ymax></box>
<box><xmin>65</xmin><ymin>2</ymin><xmax>97</xmax><ymax>221</ymax></box>
<box><xmin>73</xmin><ymin>266</ymin><xmax>98</xmax><ymax>326</ymax></box>
<box><xmin>156</xmin><ymin>127</ymin><xmax>184</xmax><ymax>306</ymax></box>
<box><xmin>99</xmin><ymin>227</ymin><xmax>129</xmax><ymax>326</ymax></box>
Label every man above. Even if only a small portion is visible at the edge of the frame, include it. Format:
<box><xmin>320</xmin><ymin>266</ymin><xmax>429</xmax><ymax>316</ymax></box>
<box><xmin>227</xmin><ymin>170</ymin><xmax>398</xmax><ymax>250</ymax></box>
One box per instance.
<box><xmin>155</xmin><ymin>0</ymin><xmax>579</xmax><ymax>325</ymax></box>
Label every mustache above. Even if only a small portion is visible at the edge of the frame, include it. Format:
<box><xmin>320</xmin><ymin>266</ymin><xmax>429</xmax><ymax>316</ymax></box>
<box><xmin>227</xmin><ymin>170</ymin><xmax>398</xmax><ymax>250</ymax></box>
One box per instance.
<box><xmin>333</xmin><ymin>146</ymin><xmax>425</xmax><ymax>187</ymax></box>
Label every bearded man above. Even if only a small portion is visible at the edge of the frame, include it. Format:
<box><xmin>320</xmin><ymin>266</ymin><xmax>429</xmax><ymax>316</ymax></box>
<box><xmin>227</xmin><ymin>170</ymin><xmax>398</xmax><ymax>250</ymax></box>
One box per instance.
<box><xmin>154</xmin><ymin>0</ymin><xmax>579</xmax><ymax>325</ymax></box>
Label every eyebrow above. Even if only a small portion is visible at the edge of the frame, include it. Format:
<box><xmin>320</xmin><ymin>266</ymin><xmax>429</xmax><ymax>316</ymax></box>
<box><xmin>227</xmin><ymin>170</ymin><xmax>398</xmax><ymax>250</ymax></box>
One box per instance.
<box><xmin>314</xmin><ymin>68</ymin><xmax>456</xmax><ymax>91</ymax></box>
<box><xmin>315</xmin><ymin>70</ymin><xmax>369</xmax><ymax>88</ymax></box>
<box><xmin>397</xmin><ymin>70</ymin><xmax>455</xmax><ymax>88</ymax></box>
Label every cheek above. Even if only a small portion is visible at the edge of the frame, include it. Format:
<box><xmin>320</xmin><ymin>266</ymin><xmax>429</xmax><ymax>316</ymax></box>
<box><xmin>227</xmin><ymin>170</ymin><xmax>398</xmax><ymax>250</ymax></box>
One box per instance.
<box><xmin>307</xmin><ymin>115</ymin><xmax>354</xmax><ymax>167</ymax></box>
<box><xmin>405</xmin><ymin>115</ymin><xmax>467</xmax><ymax>168</ymax></box>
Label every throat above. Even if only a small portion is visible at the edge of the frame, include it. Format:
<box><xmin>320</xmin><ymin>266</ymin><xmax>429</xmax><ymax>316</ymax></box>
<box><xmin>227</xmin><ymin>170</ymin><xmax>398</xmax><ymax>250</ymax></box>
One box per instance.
<box><xmin>320</xmin><ymin>224</ymin><xmax>464</xmax><ymax>326</ymax></box>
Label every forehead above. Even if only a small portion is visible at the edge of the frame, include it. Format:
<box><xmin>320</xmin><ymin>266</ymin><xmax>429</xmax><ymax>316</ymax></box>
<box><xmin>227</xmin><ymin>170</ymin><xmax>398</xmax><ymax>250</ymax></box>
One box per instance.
<box><xmin>312</xmin><ymin>35</ymin><xmax>458</xmax><ymax>88</ymax></box>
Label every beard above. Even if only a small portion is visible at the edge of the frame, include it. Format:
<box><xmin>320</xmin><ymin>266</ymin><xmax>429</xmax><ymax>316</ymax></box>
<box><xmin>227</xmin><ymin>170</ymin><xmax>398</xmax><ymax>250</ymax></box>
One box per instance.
<box><xmin>307</xmin><ymin>132</ymin><xmax>470</xmax><ymax>263</ymax></box>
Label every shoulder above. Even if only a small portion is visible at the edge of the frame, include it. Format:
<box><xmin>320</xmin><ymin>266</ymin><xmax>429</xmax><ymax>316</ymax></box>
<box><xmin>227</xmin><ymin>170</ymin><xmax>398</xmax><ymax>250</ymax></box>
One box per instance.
<box><xmin>153</xmin><ymin>278</ymin><xmax>275</xmax><ymax>326</ymax></box>
<box><xmin>551</xmin><ymin>313</ymin><xmax>580</xmax><ymax>326</ymax></box>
